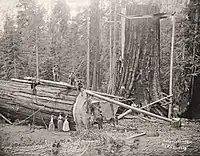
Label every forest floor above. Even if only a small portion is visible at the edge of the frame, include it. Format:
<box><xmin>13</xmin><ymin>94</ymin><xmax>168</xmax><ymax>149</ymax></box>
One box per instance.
<box><xmin>0</xmin><ymin>117</ymin><xmax>200</xmax><ymax>156</ymax></box>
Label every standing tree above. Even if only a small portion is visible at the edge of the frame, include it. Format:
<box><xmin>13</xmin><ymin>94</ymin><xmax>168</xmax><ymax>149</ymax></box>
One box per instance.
<box><xmin>89</xmin><ymin>0</ymin><xmax>101</xmax><ymax>91</ymax></box>
<box><xmin>16</xmin><ymin>0</ymin><xmax>47</xmax><ymax>78</ymax></box>
<box><xmin>0</xmin><ymin>16</ymin><xmax>22</xmax><ymax>80</ymax></box>
<box><xmin>115</xmin><ymin>3</ymin><xmax>166</xmax><ymax>115</ymax></box>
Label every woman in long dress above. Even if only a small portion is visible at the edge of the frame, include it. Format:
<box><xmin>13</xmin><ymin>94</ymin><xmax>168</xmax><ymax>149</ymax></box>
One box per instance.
<box><xmin>57</xmin><ymin>113</ymin><xmax>63</xmax><ymax>131</ymax></box>
<box><xmin>49</xmin><ymin>115</ymin><xmax>55</xmax><ymax>131</ymax></box>
<box><xmin>63</xmin><ymin>116</ymin><xmax>70</xmax><ymax>132</ymax></box>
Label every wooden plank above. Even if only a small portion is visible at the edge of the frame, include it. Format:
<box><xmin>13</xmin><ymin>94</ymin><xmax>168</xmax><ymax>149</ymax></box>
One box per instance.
<box><xmin>126</xmin><ymin>132</ymin><xmax>146</xmax><ymax>140</ymax></box>
<box><xmin>85</xmin><ymin>90</ymin><xmax>172</xmax><ymax>122</ymax></box>
<box><xmin>24</xmin><ymin>77</ymin><xmax>76</xmax><ymax>89</ymax></box>
<box><xmin>118</xmin><ymin>12</ymin><xmax>171</xmax><ymax>20</ymax></box>
<box><xmin>0</xmin><ymin>113</ymin><xmax>13</xmax><ymax>124</ymax></box>
<box><xmin>22</xmin><ymin>77</ymin><xmax>77</xmax><ymax>89</ymax></box>
<box><xmin>92</xmin><ymin>90</ymin><xmax>124</xmax><ymax>99</ymax></box>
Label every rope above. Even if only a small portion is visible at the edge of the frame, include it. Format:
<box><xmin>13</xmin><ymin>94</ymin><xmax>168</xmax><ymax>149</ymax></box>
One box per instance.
<box><xmin>15</xmin><ymin>106</ymin><xmax>44</xmax><ymax>125</ymax></box>
<box><xmin>39</xmin><ymin>111</ymin><xmax>48</xmax><ymax>129</ymax></box>
<box><xmin>15</xmin><ymin>80</ymin><xmax>72</xmax><ymax>129</ymax></box>
<box><xmin>16</xmin><ymin>81</ymin><xmax>47</xmax><ymax>127</ymax></box>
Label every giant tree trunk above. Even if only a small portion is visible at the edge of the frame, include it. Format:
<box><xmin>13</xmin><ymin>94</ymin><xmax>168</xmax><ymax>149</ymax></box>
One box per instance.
<box><xmin>116</xmin><ymin>4</ymin><xmax>166</xmax><ymax>115</ymax></box>
<box><xmin>90</xmin><ymin>0</ymin><xmax>100</xmax><ymax>91</ymax></box>
<box><xmin>0</xmin><ymin>80</ymin><xmax>78</xmax><ymax>125</ymax></box>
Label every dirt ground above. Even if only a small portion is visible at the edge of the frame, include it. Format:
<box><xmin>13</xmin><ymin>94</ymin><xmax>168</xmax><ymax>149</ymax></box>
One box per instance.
<box><xmin>0</xmin><ymin>117</ymin><xmax>200</xmax><ymax>156</ymax></box>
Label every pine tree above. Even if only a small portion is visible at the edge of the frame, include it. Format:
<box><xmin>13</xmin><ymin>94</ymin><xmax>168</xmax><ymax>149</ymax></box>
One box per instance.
<box><xmin>0</xmin><ymin>16</ymin><xmax>22</xmax><ymax>80</ymax></box>
<box><xmin>16</xmin><ymin>0</ymin><xmax>48</xmax><ymax>78</ymax></box>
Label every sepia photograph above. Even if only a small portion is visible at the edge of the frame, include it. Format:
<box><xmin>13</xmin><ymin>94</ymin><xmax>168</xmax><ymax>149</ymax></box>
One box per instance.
<box><xmin>0</xmin><ymin>0</ymin><xmax>200</xmax><ymax>155</ymax></box>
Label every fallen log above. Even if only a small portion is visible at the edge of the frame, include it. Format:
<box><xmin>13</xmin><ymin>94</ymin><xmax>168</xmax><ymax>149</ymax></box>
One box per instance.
<box><xmin>85</xmin><ymin>90</ymin><xmax>172</xmax><ymax>122</ymax></box>
<box><xmin>0</xmin><ymin>80</ymin><xmax>78</xmax><ymax>125</ymax></box>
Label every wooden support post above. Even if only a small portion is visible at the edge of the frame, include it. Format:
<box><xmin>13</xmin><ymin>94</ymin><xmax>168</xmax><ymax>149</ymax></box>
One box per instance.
<box><xmin>118</xmin><ymin>95</ymin><xmax>172</xmax><ymax>119</ymax></box>
<box><xmin>121</xmin><ymin>7</ymin><xmax>125</xmax><ymax>60</ymax></box>
<box><xmin>11</xmin><ymin>78</ymin><xmax>33</xmax><ymax>84</ymax></box>
<box><xmin>85</xmin><ymin>90</ymin><xmax>172</xmax><ymax>122</ymax></box>
<box><xmin>92</xmin><ymin>90</ymin><xmax>125</xmax><ymax>99</ymax></box>
<box><xmin>36</xmin><ymin>28</ymin><xmax>39</xmax><ymax>81</ymax></box>
<box><xmin>108</xmin><ymin>0</ymin><xmax>112</xmax><ymax>92</ymax></box>
<box><xmin>168</xmin><ymin>15</ymin><xmax>175</xmax><ymax>119</ymax></box>
<box><xmin>87</xmin><ymin>2</ymin><xmax>90</xmax><ymax>89</ymax></box>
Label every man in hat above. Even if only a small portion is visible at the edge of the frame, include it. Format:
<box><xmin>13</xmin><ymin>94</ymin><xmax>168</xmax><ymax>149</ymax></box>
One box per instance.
<box><xmin>69</xmin><ymin>72</ymin><xmax>75</xmax><ymax>85</ymax></box>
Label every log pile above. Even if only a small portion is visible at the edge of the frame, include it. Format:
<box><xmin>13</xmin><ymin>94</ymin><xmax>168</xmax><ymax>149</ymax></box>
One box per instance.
<box><xmin>0</xmin><ymin>80</ymin><xmax>78</xmax><ymax>125</ymax></box>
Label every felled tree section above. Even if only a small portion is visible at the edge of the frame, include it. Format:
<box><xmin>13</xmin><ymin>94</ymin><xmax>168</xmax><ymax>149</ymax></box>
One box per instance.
<box><xmin>116</xmin><ymin>4</ymin><xmax>165</xmax><ymax>115</ymax></box>
<box><xmin>0</xmin><ymin>80</ymin><xmax>78</xmax><ymax>124</ymax></box>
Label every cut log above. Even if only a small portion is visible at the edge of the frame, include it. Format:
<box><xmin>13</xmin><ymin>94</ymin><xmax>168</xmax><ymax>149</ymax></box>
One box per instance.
<box><xmin>0</xmin><ymin>80</ymin><xmax>78</xmax><ymax>125</ymax></box>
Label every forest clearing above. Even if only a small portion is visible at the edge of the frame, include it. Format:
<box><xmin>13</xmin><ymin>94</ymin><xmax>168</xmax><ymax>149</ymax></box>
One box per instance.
<box><xmin>1</xmin><ymin>117</ymin><xmax>200</xmax><ymax>156</ymax></box>
<box><xmin>1</xmin><ymin>0</ymin><xmax>200</xmax><ymax>155</ymax></box>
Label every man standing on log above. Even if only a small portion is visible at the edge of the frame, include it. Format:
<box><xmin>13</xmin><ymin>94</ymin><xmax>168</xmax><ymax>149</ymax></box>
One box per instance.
<box><xmin>69</xmin><ymin>72</ymin><xmax>75</xmax><ymax>85</ymax></box>
<box><xmin>53</xmin><ymin>64</ymin><xmax>59</xmax><ymax>82</ymax></box>
<box><xmin>31</xmin><ymin>79</ymin><xmax>40</xmax><ymax>95</ymax></box>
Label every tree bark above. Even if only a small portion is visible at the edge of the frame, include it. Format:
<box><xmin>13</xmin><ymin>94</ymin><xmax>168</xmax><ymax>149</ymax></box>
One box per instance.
<box><xmin>90</xmin><ymin>0</ymin><xmax>100</xmax><ymax>91</ymax></box>
<box><xmin>116</xmin><ymin>4</ymin><xmax>165</xmax><ymax>116</ymax></box>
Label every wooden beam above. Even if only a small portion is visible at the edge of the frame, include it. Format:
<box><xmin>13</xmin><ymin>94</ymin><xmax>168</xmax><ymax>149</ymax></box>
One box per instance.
<box><xmin>36</xmin><ymin>28</ymin><xmax>39</xmax><ymax>80</ymax></box>
<box><xmin>0</xmin><ymin>113</ymin><xmax>13</xmax><ymax>125</ymax></box>
<box><xmin>11</xmin><ymin>78</ymin><xmax>33</xmax><ymax>84</ymax></box>
<box><xmin>118</xmin><ymin>12</ymin><xmax>173</xmax><ymax>20</ymax></box>
<box><xmin>118</xmin><ymin>95</ymin><xmax>172</xmax><ymax>119</ymax></box>
<box><xmin>118</xmin><ymin>109</ymin><xmax>132</xmax><ymax>119</ymax></box>
<box><xmin>126</xmin><ymin>132</ymin><xmax>146</xmax><ymax>140</ymax></box>
<box><xmin>85</xmin><ymin>90</ymin><xmax>172</xmax><ymax>122</ymax></box>
<box><xmin>92</xmin><ymin>90</ymin><xmax>124</xmax><ymax>99</ymax></box>
<box><xmin>23</xmin><ymin>77</ymin><xmax>76</xmax><ymax>89</ymax></box>
<box><xmin>11</xmin><ymin>78</ymin><xmax>76</xmax><ymax>90</ymax></box>
<box><xmin>168</xmin><ymin>15</ymin><xmax>175</xmax><ymax>118</ymax></box>
<box><xmin>140</xmin><ymin>95</ymin><xmax>172</xmax><ymax>109</ymax></box>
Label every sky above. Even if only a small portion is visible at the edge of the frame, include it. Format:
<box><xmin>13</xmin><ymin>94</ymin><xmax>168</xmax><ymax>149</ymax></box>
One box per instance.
<box><xmin>0</xmin><ymin>0</ymin><xmax>190</xmax><ymax>30</ymax></box>
<box><xmin>0</xmin><ymin>0</ymin><xmax>89</xmax><ymax>29</ymax></box>
<box><xmin>38</xmin><ymin>0</ymin><xmax>90</xmax><ymax>17</ymax></box>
